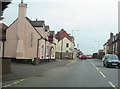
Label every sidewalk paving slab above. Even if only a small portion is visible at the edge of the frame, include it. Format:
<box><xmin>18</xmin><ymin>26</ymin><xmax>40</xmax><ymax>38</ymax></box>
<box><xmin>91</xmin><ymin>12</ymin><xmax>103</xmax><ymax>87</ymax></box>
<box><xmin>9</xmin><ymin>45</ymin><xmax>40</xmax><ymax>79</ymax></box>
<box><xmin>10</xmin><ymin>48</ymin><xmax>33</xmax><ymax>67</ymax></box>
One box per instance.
<box><xmin>2</xmin><ymin>59</ymin><xmax>72</xmax><ymax>82</ymax></box>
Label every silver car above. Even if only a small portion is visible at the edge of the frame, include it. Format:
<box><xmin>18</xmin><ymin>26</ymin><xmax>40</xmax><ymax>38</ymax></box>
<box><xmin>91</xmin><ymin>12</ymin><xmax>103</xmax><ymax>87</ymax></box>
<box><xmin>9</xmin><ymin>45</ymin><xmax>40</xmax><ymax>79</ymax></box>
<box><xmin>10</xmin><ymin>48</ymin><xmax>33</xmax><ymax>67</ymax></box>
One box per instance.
<box><xmin>102</xmin><ymin>54</ymin><xmax>120</xmax><ymax>68</ymax></box>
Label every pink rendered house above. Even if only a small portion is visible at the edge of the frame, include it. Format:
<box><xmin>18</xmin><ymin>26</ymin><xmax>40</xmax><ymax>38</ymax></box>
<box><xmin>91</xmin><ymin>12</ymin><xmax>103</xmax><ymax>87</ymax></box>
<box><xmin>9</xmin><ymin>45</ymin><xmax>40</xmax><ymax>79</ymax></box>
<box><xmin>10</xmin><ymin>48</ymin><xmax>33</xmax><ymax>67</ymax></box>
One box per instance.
<box><xmin>4</xmin><ymin>2</ymin><xmax>56</xmax><ymax>64</ymax></box>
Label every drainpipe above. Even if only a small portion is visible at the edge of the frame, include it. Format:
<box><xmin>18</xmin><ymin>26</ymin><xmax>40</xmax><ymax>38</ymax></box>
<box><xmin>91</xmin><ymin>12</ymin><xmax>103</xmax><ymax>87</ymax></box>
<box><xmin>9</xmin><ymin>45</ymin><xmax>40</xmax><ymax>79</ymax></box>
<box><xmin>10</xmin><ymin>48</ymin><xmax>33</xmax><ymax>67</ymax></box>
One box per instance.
<box><xmin>2</xmin><ymin>40</ymin><xmax>5</xmax><ymax>58</ymax></box>
<box><xmin>37</xmin><ymin>37</ymin><xmax>42</xmax><ymax>59</ymax></box>
<box><xmin>45</xmin><ymin>39</ymin><xmax>47</xmax><ymax>60</ymax></box>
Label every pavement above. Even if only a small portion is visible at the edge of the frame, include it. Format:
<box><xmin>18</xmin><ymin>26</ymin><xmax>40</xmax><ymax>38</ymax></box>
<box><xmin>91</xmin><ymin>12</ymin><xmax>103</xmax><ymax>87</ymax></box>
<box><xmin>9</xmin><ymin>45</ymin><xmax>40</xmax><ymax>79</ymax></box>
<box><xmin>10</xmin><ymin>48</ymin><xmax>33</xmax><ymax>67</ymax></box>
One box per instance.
<box><xmin>2</xmin><ymin>59</ymin><xmax>73</xmax><ymax>82</ymax></box>
<box><xmin>2</xmin><ymin>59</ymin><xmax>119</xmax><ymax>88</ymax></box>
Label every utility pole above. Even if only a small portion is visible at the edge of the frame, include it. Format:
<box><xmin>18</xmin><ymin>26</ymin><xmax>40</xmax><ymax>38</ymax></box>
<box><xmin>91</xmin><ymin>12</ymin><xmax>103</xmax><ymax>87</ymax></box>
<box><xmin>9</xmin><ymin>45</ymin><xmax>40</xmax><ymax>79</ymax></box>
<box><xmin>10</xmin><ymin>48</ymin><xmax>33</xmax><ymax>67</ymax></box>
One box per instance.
<box><xmin>77</xmin><ymin>44</ymin><xmax>79</xmax><ymax>50</ymax></box>
<box><xmin>71</xmin><ymin>30</ymin><xmax>74</xmax><ymax>59</ymax></box>
<box><xmin>71</xmin><ymin>30</ymin><xmax>79</xmax><ymax>59</ymax></box>
<box><xmin>21</xmin><ymin>0</ymin><xmax>23</xmax><ymax>3</ymax></box>
<box><xmin>60</xmin><ymin>31</ymin><xmax>63</xmax><ymax>59</ymax></box>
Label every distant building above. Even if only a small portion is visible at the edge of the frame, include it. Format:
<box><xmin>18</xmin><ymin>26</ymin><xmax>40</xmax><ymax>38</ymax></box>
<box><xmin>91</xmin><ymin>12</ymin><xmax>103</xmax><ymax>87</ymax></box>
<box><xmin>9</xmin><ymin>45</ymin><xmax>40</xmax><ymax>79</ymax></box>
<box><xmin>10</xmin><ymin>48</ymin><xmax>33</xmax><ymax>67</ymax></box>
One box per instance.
<box><xmin>48</xmin><ymin>31</ymin><xmax>55</xmax><ymax>43</ymax></box>
<box><xmin>4</xmin><ymin>2</ymin><xmax>56</xmax><ymax>64</ymax></box>
<box><xmin>73</xmin><ymin>48</ymin><xmax>79</xmax><ymax>59</ymax></box>
<box><xmin>103</xmin><ymin>42</ymin><xmax>108</xmax><ymax>55</ymax></box>
<box><xmin>0</xmin><ymin>23</ymin><xmax>8</xmax><ymax>57</ymax></box>
<box><xmin>55</xmin><ymin>29</ymin><xmax>74</xmax><ymax>59</ymax></box>
<box><xmin>104</xmin><ymin>32</ymin><xmax>120</xmax><ymax>59</ymax></box>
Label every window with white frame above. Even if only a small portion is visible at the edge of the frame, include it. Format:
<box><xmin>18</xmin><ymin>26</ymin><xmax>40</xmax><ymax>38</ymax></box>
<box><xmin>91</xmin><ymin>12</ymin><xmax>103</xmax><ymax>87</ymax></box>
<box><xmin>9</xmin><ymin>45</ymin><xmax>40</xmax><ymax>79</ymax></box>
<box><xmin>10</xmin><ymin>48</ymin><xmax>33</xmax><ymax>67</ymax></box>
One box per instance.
<box><xmin>116</xmin><ymin>43</ymin><xmax>118</xmax><ymax>52</ymax></box>
<box><xmin>0</xmin><ymin>42</ymin><xmax>1</xmax><ymax>52</ymax></box>
<box><xmin>113</xmin><ymin>44</ymin><xmax>115</xmax><ymax>53</ymax></box>
<box><xmin>42</xmin><ymin>45</ymin><xmax>44</xmax><ymax>58</ymax></box>
<box><xmin>51</xmin><ymin>48</ymin><xmax>54</xmax><ymax>57</ymax></box>
<box><xmin>30</xmin><ymin>32</ymin><xmax>34</xmax><ymax>47</ymax></box>
<box><xmin>47</xmin><ymin>46</ymin><xmax>49</xmax><ymax>57</ymax></box>
<box><xmin>66</xmin><ymin>43</ymin><xmax>69</xmax><ymax>48</ymax></box>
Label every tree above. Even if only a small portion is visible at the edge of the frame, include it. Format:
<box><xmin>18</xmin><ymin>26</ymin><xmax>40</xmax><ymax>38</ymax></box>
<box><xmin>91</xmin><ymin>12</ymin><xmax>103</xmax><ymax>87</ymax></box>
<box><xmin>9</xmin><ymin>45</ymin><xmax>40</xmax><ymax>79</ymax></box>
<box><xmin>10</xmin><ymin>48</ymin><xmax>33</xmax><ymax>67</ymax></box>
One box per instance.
<box><xmin>0</xmin><ymin>1</ymin><xmax>11</xmax><ymax>20</ymax></box>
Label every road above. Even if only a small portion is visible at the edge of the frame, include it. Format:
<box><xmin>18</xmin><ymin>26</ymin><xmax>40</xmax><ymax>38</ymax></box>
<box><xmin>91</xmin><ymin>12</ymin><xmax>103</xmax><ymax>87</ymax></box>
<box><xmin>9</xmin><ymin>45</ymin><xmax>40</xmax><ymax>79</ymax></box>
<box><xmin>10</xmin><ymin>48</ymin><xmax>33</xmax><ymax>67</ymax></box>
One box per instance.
<box><xmin>2</xmin><ymin>59</ymin><xmax>119</xmax><ymax>88</ymax></box>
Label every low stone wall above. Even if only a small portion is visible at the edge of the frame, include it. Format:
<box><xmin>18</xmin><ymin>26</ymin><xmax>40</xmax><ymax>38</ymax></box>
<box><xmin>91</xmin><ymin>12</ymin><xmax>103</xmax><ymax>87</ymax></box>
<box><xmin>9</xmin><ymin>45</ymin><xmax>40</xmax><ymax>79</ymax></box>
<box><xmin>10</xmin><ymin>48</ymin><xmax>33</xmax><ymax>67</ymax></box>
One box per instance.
<box><xmin>55</xmin><ymin>52</ymin><xmax>73</xmax><ymax>59</ymax></box>
<box><xmin>2</xmin><ymin>59</ymin><xmax>11</xmax><ymax>74</ymax></box>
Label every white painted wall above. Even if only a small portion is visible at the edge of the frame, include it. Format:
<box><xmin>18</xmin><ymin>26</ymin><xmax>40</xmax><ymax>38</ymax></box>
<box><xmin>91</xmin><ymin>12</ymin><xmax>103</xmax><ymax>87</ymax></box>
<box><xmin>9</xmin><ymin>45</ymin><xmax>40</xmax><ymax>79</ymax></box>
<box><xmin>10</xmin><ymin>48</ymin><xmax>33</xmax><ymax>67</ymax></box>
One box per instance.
<box><xmin>55</xmin><ymin>37</ymin><xmax>74</xmax><ymax>53</ymax></box>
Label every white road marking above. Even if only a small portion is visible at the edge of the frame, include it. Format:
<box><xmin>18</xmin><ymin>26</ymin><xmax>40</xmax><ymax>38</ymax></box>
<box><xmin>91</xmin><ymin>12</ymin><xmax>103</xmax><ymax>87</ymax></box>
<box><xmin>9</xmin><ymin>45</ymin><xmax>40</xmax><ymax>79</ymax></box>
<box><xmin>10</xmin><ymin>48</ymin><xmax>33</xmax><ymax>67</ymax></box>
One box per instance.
<box><xmin>12</xmin><ymin>81</ymin><xmax>20</xmax><ymax>84</ymax></box>
<box><xmin>99</xmin><ymin>71</ymin><xmax>106</xmax><ymax>78</ymax></box>
<box><xmin>3</xmin><ymin>79</ymin><xmax>25</xmax><ymax>87</ymax></box>
<box><xmin>91</xmin><ymin>62</ymin><xmax>96</xmax><ymax>67</ymax></box>
<box><xmin>2</xmin><ymin>84</ymin><xmax>12</xmax><ymax>87</ymax></box>
<box><xmin>19</xmin><ymin>79</ymin><xmax>25</xmax><ymax>82</ymax></box>
<box><xmin>66</xmin><ymin>61</ymin><xmax>75</xmax><ymax>66</ymax></box>
<box><xmin>91</xmin><ymin>62</ymin><xmax>106</xmax><ymax>78</ymax></box>
<box><xmin>90</xmin><ymin>61</ymin><xmax>118</xmax><ymax>89</ymax></box>
<box><xmin>109</xmin><ymin>82</ymin><xmax>117</xmax><ymax>89</ymax></box>
<box><xmin>95</xmin><ymin>67</ymin><xmax>99</xmax><ymax>71</ymax></box>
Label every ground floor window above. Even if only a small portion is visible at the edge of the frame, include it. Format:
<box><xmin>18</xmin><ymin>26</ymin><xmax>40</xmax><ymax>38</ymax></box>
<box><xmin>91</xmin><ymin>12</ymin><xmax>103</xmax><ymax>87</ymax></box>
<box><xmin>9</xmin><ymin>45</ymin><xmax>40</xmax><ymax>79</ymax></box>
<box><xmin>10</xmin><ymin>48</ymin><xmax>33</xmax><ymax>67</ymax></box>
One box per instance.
<box><xmin>0</xmin><ymin>42</ymin><xmax>1</xmax><ymax>53</ymax></box>
<box><xmin>42</xmin><ymin>45</ymin><xmax>44</xmax><ymax>58</ymax></box>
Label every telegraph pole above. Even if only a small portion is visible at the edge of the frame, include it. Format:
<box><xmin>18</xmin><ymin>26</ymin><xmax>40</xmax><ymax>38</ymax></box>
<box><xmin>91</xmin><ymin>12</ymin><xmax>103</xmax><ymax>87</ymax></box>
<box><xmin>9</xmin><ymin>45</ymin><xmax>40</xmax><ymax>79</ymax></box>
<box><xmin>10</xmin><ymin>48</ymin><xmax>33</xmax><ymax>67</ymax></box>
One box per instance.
<box><xmin>71</xmin><ymin>30</ymin><xmax>79</xmax><ymax>59</ymax></box>
<box><xmin>77</xmin><ymin>44</ymin><xmax>79</xmax><ymax>50</ymax></box>
<box><xmin>60</xmin><ymin>31</ymin><xmax>63</xmax><ymax>59</ymax></box>
<box><xmin>21</xmin><ymin>0</ymin><xmax>23</xmax><ymax>3</ymax></box>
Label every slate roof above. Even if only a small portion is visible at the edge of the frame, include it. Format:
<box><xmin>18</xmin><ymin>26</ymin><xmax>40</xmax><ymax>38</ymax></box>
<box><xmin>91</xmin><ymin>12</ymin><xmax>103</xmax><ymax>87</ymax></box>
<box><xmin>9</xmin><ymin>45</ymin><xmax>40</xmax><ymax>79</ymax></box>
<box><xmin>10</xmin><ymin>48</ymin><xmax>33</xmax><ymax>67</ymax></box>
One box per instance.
<box><xmin>45</xmin><ymin>25</ymin><xmax>49</xmax><ymax>31</ymax></box>
<box><xmin>50</xmin><ymin>31</ymin><xmax>54</xmax><ymax>36</ymax></box>
<box><xmin>26</xmin><ymin>17</ymin><xmax>45</xmax><ymax>27</ymax></box>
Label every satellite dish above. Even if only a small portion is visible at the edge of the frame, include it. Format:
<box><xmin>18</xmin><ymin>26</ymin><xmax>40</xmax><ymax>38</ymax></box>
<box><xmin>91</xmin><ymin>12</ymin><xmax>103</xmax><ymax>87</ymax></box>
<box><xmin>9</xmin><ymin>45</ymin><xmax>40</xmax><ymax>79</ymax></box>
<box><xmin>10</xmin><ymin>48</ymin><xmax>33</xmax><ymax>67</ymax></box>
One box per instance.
<box><xmin>69</xmin><ymin>47</ymin><xmax>73</xmax><ymax>50</ymax></box>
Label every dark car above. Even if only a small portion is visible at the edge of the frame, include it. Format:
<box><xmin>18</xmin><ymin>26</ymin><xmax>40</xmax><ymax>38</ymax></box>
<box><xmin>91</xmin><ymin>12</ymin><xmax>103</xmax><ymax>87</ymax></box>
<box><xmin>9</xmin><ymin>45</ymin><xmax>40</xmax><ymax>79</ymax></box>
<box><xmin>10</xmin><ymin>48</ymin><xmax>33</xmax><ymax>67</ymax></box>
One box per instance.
<box><xmin>102</xmin><ymin>54</ymin><xmax>120</xmax><ymax>68</ymax></box>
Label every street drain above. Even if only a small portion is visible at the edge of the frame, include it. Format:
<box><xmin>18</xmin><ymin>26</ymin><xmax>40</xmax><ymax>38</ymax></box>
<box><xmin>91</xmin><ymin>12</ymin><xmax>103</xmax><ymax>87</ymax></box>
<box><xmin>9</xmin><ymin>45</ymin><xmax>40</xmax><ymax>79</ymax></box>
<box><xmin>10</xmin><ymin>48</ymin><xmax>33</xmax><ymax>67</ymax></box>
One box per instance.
<box><xmin>33</xmin><ymin>74</ymin><xmax>42</xmax><ymax>77</ymax></box>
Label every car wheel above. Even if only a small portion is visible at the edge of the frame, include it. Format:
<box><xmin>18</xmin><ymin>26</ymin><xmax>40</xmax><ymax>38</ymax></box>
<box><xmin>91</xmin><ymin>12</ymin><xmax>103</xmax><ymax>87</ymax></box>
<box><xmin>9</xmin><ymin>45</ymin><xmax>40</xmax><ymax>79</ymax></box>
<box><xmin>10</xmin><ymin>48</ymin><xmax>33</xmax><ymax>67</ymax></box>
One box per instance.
<box><xmin>103</xmin><ymin>63</ymin><xmax>105</xmax><ymax>67</ymax></box>
<box><xmin>105</xmin><ymin>63</ymin><xmax>109</xmax><ymax>68</ymax></box>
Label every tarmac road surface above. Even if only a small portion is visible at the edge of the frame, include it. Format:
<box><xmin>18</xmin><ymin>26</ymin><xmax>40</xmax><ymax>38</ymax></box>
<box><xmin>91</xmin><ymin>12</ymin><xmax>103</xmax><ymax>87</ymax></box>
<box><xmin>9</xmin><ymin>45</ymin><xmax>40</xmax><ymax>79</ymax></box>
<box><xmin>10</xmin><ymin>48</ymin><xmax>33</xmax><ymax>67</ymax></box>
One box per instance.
<box><xmin>2</xmin><ymin>59</ymin><xmax>119</xmax><ymax>88</ymax></box>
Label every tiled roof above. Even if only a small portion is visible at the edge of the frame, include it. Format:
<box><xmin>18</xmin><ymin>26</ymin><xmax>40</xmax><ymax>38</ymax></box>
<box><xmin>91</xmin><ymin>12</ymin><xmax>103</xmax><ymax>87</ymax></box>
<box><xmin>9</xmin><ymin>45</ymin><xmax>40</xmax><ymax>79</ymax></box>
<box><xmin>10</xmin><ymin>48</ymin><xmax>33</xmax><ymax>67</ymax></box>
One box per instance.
<box><xmin>0</xmin><ymin>23</ymin><xmax>8</xmax><ymax>29</ymax></box>
<box><xmin>55</xmin><ymin>29</ymin><xmax>72</xmax><ymax>42</ymax></box>
<box><xmin>0</xmin><ymin>23</ymin><xmax>8</xmax><ymax>41</ymax></box>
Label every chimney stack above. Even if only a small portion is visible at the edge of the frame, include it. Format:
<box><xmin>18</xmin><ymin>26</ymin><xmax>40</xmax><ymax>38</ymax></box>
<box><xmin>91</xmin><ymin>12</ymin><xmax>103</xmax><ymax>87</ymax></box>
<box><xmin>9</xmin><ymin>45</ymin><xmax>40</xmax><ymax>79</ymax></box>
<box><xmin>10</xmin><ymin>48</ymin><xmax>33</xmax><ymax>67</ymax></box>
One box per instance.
<box><xmin>16</xmin><ymin>2</ymin><xmax>27</xmax><ymax>59</ymax></box>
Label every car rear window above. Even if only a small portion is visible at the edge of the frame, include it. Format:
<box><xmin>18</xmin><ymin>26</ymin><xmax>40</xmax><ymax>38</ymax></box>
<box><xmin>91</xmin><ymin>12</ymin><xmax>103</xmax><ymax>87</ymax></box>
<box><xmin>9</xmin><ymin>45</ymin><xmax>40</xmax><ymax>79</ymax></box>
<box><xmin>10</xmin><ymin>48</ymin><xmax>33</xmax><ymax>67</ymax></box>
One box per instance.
<box><xmin>107</xmin><ymin>55</ymin><xmax>118</xmax><ymax>60</ymax></box>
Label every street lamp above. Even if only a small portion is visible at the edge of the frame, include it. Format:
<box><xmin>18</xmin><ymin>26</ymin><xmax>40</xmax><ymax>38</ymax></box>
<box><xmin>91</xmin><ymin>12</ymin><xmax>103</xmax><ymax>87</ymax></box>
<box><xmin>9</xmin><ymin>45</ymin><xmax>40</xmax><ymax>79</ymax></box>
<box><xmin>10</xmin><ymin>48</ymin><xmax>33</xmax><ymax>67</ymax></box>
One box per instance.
<box><xmin>71</xmin><ymin>30</ymin><xmax>79</xmax><ymax>59</ymax></box>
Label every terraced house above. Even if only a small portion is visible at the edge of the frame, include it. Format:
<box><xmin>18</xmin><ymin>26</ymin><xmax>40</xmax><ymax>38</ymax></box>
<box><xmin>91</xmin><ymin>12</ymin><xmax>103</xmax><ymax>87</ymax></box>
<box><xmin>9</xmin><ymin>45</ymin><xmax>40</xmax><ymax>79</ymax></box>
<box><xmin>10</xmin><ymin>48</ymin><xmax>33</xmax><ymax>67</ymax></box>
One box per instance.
<box><xmin>55</xmin><ymin>29</ymin><xmax>75</xmax><ymax>59</ymax></box>
<box><xmin>4</xmin><ymin>1</ymin><xmax>56</xmax><ymax>64</ymax></box>
<box><xmin>0</xmin><ymin>23</ymin><xmax>8</xmax><ymax>58</ymax></box>
<box><xmin>104</xmin><ymin>32</ymin><xmax>120</xmax><ymax>59</ymax></box>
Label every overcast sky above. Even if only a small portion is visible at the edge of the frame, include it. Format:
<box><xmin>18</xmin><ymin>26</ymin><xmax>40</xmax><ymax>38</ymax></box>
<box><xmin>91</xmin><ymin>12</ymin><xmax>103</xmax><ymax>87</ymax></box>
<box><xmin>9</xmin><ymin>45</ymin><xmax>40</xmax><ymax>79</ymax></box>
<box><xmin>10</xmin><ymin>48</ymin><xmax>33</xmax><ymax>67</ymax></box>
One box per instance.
<box><xmin>2</xmin><ymin>0</ymin><xmax>120</xmax><ymax>54</ymax></box>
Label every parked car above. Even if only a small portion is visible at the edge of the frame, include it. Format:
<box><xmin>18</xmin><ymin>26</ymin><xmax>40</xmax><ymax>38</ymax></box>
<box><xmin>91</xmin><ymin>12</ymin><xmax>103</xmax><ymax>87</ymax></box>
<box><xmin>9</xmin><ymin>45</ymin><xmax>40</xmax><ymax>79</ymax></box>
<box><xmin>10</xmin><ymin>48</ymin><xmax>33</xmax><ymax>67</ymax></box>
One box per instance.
<box><xmin>87</xmin><ymin>55</ymin><xmax>93</xmax><ymax>59</ymax></box>
<box><xmin>102</xmin><ymin>54</ymin><xmax>120</xmax><ymax>68</ymax></box>
<box><xmin>79</xmin><ymin>55</ymin><xmax>81</xmax><ymax>59</ymax></box>
<box><xmin>80</xmin><ymin>55</ymin><xmax>87</xmax><ymax>60</ymax></box>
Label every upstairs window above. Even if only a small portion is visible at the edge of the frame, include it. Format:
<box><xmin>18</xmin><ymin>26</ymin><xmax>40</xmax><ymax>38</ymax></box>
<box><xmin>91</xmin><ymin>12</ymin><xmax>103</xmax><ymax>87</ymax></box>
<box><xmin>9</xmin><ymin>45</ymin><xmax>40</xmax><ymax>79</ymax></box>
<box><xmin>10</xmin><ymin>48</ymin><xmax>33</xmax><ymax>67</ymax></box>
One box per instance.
<box><xmin>66</xmin><ymin>43</ymin><xmax>69</xmax><ymax>48</ymax></box>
